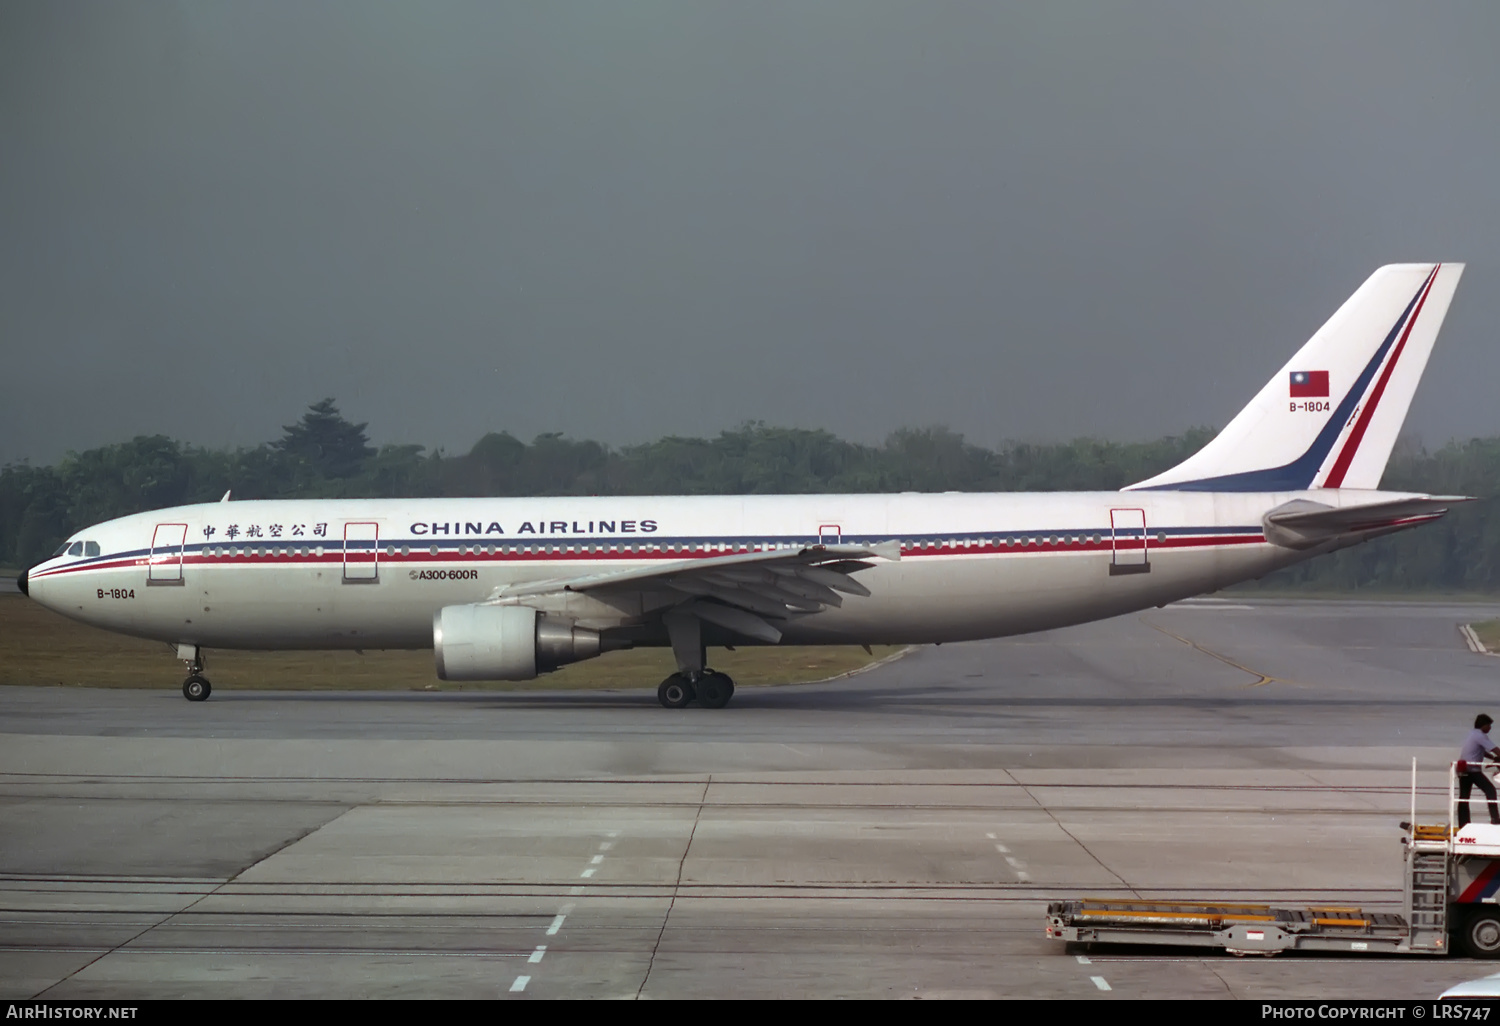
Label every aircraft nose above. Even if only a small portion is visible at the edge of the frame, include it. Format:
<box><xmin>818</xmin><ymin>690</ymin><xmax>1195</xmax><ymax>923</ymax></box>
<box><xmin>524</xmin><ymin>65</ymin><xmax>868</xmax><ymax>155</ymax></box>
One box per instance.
<box><xmin>16</xmin><ymin>567</ymin><xmax>28</xmax><ymax>596</ymax></box>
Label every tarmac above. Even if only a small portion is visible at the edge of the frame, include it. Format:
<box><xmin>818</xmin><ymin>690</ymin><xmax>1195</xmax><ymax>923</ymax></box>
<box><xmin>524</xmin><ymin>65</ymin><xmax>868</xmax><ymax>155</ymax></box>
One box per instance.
<box><xmin>3</xmin><ymin>597</ymin><xmax>1500</xmax><ymax>999</ymax></box>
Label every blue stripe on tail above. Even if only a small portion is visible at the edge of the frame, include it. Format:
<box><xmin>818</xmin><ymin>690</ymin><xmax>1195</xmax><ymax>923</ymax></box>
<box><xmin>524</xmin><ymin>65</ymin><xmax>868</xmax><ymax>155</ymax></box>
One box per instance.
<box><xmin>1141</xmin><ymin>271</ymin><xmax>1431</xmax><ymax>492</ymax></box>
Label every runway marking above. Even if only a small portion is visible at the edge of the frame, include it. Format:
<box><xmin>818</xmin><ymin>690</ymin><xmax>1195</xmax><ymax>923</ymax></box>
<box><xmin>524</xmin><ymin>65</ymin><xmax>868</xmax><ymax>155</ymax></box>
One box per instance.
<box><xmin>1461</xmin><ymin>624</ymin><xmax>1492</xmax><ymax>656</ymax></box>
<box><xmin>607</xmin><ymin>831</ymin><xmax>620</xmax><ymax>838</ymax></box>
<box><xmin>990</xmin><ymin>834</ymin><xmax>1031</xmax><ymax>882</ymax></box>
<box><xmin>1075</xmin><ymin>955</ymin><xmax>1091</xmax><ymax>965</ymax></box>
<box><xmin>1144</xmin><ymin>619</ymin><xmax>1301</xmax><ymax>688</ymax></box>
<box><xmin>599</xmin><ymin>842</ymin><xmax>614</xmax><ymax>851</ymax></box>
<box><xmin>510</xmin><ymin>975</ymin><xmax>530</xmax><ymax>993</ymax></box>
<box><xmin>1005</xmin><ymin>855</ymin><xmax>1032</xmax><ymax>883</ymax></box>
<box><xmin>580</xmin><ymin>868</ymin><xmax>596</xmax><ymax>878</ymax></box>
<box><xmin>590</xmin><ymin>855</ymin><xmax>604</xmax><ymax>864</ymax></box>
<box><xmin>1091</xmin><ymin>976</ymin><xmax>1111</xmax><ymax>992</ymax></box>
<box><xmin>545</xmin><ymin>914</ymin><xmax>565</xmax><ymax>936</ymax></box>
<box><xmin>529</xmin><ymin>946</ymin><xmax>546</xmax><ymax>964</ymax></box>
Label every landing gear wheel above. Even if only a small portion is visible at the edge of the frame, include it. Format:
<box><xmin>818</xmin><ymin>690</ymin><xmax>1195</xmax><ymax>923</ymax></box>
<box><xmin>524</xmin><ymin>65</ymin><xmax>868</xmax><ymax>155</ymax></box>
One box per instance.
<box><xmin>696</xmin><ymin>672</ymin><xmax>735</xmax><ymax>709</ymax></box>
<box><xmin>182</xmin><ymin>675</ymin><xmax>212</xmax><ymax>702</ymax></box>
<box><xmin>658</xmin><ymin>674</ymin><xmax>695</xmax><ymax>709</ymax></box>
<box><xmin>1462</xmin><ymin>908</ymin><xmax>1500</xmax><ymax>958</ymax></box>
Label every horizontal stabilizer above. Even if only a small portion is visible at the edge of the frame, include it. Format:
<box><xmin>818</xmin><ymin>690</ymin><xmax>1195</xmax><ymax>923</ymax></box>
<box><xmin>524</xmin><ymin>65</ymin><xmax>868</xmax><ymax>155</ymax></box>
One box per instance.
<box><xmin>1262</xmin><ymin>495</ymin><xmax>1469</xmax><ymax>549</ymax></box>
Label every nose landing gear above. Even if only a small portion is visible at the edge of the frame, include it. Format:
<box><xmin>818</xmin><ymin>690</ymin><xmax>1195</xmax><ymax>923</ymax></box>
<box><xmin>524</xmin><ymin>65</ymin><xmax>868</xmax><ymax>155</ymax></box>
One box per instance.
<box><xmin>177</xmin><ymin>644</ymin><xmax>212</xmax><ymax>702</ymax></box>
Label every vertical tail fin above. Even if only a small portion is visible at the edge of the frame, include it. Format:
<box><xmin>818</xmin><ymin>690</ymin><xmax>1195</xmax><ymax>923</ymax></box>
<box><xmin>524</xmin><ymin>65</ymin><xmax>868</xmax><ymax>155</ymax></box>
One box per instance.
<box><xmin>1126</xmin><ymin>263</ymin><xmax>1464</xmax><ymax>492</ymax></box>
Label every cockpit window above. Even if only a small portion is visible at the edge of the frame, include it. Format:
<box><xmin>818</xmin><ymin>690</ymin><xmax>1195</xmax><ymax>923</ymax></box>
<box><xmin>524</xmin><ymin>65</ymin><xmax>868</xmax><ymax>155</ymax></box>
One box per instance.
<box><xmin>67</xmin><ymin>542</ymin><xmax>84</xmax><ymax>557</ymax></box>
<box><xmin>84</xmin><ymin>541</ymin><xmax>100</xmax><ymax>557</ymax></box>
<box><xmin>53</xmin><ymin>543</ymin><xmax>70</xmax><ymax>557</ymax></box>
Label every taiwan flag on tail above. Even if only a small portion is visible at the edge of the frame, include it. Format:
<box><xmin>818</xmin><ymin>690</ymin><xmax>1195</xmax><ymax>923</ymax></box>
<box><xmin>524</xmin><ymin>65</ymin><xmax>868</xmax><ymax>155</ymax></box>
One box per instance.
<box><xmin>1289</xmin><ymin>370</ymin><xmax>1329</xmax><ymax>397</ymax></box>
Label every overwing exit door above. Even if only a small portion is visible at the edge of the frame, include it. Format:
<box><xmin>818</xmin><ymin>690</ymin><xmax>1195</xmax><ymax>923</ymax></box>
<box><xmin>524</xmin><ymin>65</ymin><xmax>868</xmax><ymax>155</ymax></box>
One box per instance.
<box><xmin>1109</xmin><ymin>508</ymin><xmax>1150</xmax><ymax>575</ymax></box>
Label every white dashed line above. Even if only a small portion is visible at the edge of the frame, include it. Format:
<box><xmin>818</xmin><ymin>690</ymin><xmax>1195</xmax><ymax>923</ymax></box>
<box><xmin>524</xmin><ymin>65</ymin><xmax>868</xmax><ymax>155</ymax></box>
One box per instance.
<box><xmin>1091</xmin><ymin>976</ymin><xmax>1111</xmax><ymax>991</ymax></box>
<box><xmin>1075</xmin><ymin>955</ymin><xmax>1092</xmax><ymax>965</ymax></box>
<box><xmin>607</xmin><ymin>830</ymin><xmax>620</xmax><ymax>838</ymax></box>
<box><xmin>529</xmin><ymin>946</ymin><xmax>546</xmax><ymax>964</ymax></box>
<box><xmin>590</xmin><ymin>855</ymin><xmax>604</xmax><ymax>864</ymax></box>
<box><xmin>580</xmin><ymin>868</ymin><xmax>596</xmax><ymax>878</ymax></box>
<box><xmin>1015</xmin><ymin>870</ymin><xmax>1032</xmax><ymax>882</ymax></box>
<box><xmin>994</xmin><ymin>842</ymin><xmax>1010</xmax><ymax>854</ymax></box>
<box><xmin>545</xmin><ymin>915</ymin><xmax>565</xmax><ymax>936</ymax></box>
<box><xmin>985</xmin><ymin>832</ymin><xmax>996</xmax><ymax>840</ymax></box>
<box><xmin>510</xmin><ymin>976</ymin><xmax>530</xmax><ymax>992</ymax></box>
<box><xmin>599</xmin><ymin>842</ymin><xmax>614</xmax><ymax>851</ymax></box>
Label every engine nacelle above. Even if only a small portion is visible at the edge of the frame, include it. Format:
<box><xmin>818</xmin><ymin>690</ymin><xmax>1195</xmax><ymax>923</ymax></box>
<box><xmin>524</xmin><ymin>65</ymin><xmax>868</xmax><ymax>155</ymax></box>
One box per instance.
<box><xmin>433</xmin><ymin>604</ymin><xmax>605</xmax><ymax>681</ymax></box>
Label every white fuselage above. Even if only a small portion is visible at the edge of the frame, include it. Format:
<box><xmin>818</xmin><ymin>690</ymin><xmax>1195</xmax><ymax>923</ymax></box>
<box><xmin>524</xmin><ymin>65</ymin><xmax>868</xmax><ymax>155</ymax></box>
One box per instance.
<box><xmin>23</xmin><ymin>488</ymin><xmax>1393</xmax><ymax>652</ymax></box>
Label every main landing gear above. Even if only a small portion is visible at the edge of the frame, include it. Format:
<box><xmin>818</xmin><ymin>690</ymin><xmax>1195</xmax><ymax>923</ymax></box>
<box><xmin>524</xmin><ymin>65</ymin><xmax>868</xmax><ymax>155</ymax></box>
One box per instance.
<box><xmin>657</xmin><ymin>670</ymin><xmax>735</xmax><ymax>710</ymax></box>
<box><xmin>657</xmin><ymin>608</ymin><xmax>736</xmax><ymax>709</ymax></box>
<box><xmin>177</xmin><ymin>644</ymin><xmax>212</xmax><ymax>702</ymax></box>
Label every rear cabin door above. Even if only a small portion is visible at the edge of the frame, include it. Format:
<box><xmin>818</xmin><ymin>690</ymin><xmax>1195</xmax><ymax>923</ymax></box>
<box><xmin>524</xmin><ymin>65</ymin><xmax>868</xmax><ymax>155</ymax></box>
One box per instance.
<box><xmin>818</xmin><ymin>523</ymin><xmax>842</xmax><ymax>545</ymax></box>
<box><xmin>148</xmin><ymin>523</ymin><xmax>188</xmax><ymax>584</ymax></box>
<box><xmin>1109</xmin><ymin>508</ymin><xmax>1150</xmax><ymax>575</ymax></box>
<box><xmin>343</xmin><ymin>522</ymin><xmax>380</xmax><ymax>582</ymax></box>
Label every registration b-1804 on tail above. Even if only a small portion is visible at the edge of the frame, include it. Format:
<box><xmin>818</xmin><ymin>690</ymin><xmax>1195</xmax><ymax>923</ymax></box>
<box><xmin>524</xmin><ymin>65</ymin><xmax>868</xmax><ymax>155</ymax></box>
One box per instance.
<box><xmin>20</xmin><ymin>263</ymin><xmax>1468</xmax><ymax>708</ymax></box>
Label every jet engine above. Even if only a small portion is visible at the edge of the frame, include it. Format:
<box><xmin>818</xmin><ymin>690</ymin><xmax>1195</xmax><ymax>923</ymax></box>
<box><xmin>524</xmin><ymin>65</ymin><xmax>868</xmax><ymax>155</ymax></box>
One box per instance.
<box><xmin>433</xmin><ymin>604</ymin><xmax>608</xmax><ymax>681</ymax></box>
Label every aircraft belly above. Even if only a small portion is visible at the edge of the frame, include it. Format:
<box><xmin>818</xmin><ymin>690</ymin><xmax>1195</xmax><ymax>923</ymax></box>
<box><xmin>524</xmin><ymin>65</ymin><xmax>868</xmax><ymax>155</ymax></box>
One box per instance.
<box><xmin>54</xmin><ymin>564</ymin><xmax>483</xmax><ymax>650</ymax></box>
<box><xmin>195</xmin><ymin>566</ymin><xmax>492</xmax><ymax>649</ymax></box>
<box><xmin>778</xmin><ymin>544</ymin><xmax>1290</xmax><ymax>644</ymax></box>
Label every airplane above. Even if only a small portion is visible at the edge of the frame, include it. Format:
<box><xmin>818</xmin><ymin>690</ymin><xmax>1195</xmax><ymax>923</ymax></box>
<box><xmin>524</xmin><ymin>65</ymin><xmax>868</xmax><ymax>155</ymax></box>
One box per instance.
<box><xmin>19</xmin><ymin>263</ymin><xmax>1467</xmax><ymax>709</ymax></box>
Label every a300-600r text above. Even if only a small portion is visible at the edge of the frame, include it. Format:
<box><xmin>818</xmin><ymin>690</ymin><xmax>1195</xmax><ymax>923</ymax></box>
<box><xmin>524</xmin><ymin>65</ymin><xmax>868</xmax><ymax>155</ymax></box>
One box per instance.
<box><xmin>409</xmin><ymin>569</ymin><xmax>478</xmax><ymax>581</ymax></box>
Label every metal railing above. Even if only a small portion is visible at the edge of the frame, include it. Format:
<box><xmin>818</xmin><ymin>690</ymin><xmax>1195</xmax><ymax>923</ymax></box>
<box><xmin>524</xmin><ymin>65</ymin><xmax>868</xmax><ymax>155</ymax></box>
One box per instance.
<box><xmin>1444</xmin><ymin>759</ymin><xmax>1500</xmax><ymax>830</ymax></box>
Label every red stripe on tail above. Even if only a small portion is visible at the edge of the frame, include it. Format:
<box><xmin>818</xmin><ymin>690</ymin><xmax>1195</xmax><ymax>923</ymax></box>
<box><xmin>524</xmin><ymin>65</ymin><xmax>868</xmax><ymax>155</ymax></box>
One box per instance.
<box><xmin>1322</xmin><ymin>265</ymin><xmax>1440</xmax><ymax>488</ymax></box>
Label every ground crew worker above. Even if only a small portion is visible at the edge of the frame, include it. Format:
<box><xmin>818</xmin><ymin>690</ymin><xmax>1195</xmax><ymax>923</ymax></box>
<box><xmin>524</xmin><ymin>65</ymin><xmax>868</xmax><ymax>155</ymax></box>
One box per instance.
<box><xmin>1459</xmin><ymin>713</ymin><xmax>1500</xmax><ymax>828</ymax></box>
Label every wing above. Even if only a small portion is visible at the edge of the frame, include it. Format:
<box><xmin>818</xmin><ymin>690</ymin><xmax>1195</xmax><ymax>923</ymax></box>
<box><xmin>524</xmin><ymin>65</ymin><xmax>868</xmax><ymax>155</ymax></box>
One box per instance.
<box><xmin>1263</xmin><ymin>495</ymin><xmax>1470</xmax><ymax>549</ymax></box>
<box><xmin>495</xmin><ymin>542</ymin><xmax>900</xmax><ymax>643</ymax></box>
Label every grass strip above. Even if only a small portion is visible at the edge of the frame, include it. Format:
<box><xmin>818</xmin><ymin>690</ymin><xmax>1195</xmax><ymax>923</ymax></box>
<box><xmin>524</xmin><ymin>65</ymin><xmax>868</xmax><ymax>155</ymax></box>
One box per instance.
<box><xmin>1472</xmin><ymin>620</ymin><xmax>1500</xmax><ymax>653</ymax></box>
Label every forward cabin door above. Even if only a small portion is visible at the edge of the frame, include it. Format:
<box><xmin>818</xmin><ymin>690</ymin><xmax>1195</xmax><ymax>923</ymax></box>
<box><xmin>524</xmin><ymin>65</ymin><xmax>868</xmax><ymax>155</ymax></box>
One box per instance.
<box><xmin>1109</xmin><ymin>508</ymin><xmax>1150</xmax><ymax>575</ymax></box>
<box><xmin>148</xmin><ymin>523</ymin><xmax>187</xmax><ymax>585</ymax></box>
<box><xmin>343</xmin><ymin>522</ymin><xmax>380</xmax><ymax>583</ymax></box>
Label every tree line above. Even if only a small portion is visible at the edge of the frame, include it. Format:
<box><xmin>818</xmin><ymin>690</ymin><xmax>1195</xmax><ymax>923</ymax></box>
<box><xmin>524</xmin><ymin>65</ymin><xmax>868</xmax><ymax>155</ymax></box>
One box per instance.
<box><xmin>3</xmin><ymin>399</ymin><xmax>1496</xmax><ymax>592</ymax></box>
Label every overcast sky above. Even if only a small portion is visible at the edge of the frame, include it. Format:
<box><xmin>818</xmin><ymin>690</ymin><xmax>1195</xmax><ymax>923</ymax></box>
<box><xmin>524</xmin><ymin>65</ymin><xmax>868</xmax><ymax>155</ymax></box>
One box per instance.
<box><xmin>2</xmin><ymin>2</ymin><xmax>1497</xmax><ymax>465</ymax></box>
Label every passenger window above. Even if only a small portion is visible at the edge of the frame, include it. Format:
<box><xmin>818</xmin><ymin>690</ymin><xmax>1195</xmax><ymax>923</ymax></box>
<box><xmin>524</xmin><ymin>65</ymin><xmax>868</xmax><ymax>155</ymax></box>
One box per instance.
<box><xmin>67</xmin><ymin>542</ymin><xmax>83</xmax><ymax>557</ymax></box>
<box><xmin>85</xmin><ymin>541</ymin><xmax>100</xmax><ymax>557</ymax></box>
